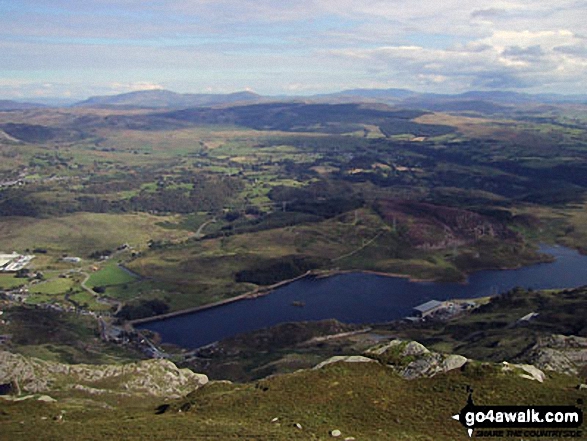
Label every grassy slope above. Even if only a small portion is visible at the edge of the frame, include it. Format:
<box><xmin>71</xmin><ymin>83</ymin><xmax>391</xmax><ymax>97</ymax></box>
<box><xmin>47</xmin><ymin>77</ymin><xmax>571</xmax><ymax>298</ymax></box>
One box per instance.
<box><xmin>1</xmin><ymin>306</ymin><xmax>143</xmax><ymax>364</ymax></box>
<box><xmin>513</xmin><ymin>202</ymin><xmax>587</xmax><ymax>253</ymax></box>
<box><xmin>127</xmin><ymin>206</ymin><xmax>550</xmax><ymax>311</ymax></box>
<box><xmin>0</xmin><ymin>274</ymin><xmax>27</xmax><ymax>289</ymax></box>
<box><xmin>0</xmin><ymin>212</ymin><xmax>190</xmax><ymax>256</ymax></box>
<box><xmin>126</xmin><ymin>211</ymin><xmax>388</xmax><ymax>307</ymax></box>
<box><xmin>126</xmin><ymin>209</ymin><xmax>433</xmax><ymax>309</ymax></box>
<box><xmin>0</xmin><ymin>363</ymin><xmax>583</xmax><ymax>440</ymax></box>
<box><xmin>86</xmin><ymin>260</ymin><xmax>137</xmax><ymax>288</ymax></box>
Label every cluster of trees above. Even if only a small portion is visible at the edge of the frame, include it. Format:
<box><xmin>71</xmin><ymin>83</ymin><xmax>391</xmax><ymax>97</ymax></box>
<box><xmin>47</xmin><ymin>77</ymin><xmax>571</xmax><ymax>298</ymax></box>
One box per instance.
<box><xmin>127</xmin><ymin>176</ymin><xmax>243</xmax><ymax>214</ymax></box>
<box><xmin>235</xmin><ymin>256</ymin><xmax>327</xmax><ymax>285</ymax></box>
<box><xmin>115</xmin><ymin>299</ymin><xmax>170</xmax><ymax>321</ymax></box>
<box><xmin>0</xmin><ymin>175</ymin><xmax>244</xmax><ymax>217</ymax></box>
<box><xmin>268</xmin><ymin>182</ymin><xmax>364</xmax><ymax>219</ymax></box>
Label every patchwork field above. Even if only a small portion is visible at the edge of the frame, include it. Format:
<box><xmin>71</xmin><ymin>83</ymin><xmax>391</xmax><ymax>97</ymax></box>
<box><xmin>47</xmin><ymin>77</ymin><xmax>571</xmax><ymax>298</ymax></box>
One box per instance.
<box><xmin>0</xmin><ymin>97</ymin><xmax>586</xmax><ymax>441</ymax></box>
<box><xmin>0</xmin><ymin>99</ymin><xmax>585</xmax><ymax>327</ymax></box>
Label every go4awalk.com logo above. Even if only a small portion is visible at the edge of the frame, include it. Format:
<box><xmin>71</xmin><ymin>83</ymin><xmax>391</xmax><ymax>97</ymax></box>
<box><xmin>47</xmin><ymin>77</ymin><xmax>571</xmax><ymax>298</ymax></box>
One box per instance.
<box><xmin>451</xmin><ymin>390</ymin><xmax>583</xmax><ymax>438</ymax></box>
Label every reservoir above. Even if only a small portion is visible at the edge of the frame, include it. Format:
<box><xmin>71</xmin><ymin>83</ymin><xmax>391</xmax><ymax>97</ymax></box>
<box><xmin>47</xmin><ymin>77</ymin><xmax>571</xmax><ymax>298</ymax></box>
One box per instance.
<box><xmin>137</xmin><ymin>245</ymin><xmax>587</xmax><ymax>349</ymax></box>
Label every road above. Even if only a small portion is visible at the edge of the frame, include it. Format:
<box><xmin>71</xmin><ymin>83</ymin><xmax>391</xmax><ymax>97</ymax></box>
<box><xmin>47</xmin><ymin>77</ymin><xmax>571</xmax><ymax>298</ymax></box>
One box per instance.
<box><xmin>77</xmin><ymin>270</ymin><xmax>122</xmax><ymax>314</ymax></box>
<box><xmin>194</xmin><ymin>217</ymin><xmax>217</xmax><ymax>238</ymax></box>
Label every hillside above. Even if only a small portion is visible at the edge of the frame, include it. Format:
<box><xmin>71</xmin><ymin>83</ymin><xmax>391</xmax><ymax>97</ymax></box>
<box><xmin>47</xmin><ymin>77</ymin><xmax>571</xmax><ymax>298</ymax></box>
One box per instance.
<box><xmin>0</xmin><ymin>100</ymin><xmax>46</xmax><ymax>111</ymax></box>
<box><xmin>0</xmin><ymin>92</ymin><xmax>585</xmax><ymax>441</ymax></box>
<box><xmin>0</xmin><ymin>96</ymin><xmax>586</xmax><ymax>320</ymax></box>
<box><xmin>74</xmin><ymin>90</ymin><xmax>263</xmax><ymax>109</ymax></box>
<box><xmin>67</xmin><ymin>88</ymin><xmax>587</xmax><ymax>113</ymax></box>
<box><xmin>0</xmin><ymin>338</ymin><xmax>583</xmax><ymax>440</ymax></box>
<box><xmin>1</xmin><ymin>287</ymin><xmax>586</xmax><ymax>439</ymax></box>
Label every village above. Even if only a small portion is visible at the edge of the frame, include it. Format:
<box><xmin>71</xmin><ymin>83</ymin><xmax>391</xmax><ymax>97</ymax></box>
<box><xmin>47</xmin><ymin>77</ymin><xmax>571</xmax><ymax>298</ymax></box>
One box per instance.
<box><xmin>0</xmin><ymin>247</ymin><xmax>546</xmax><ymax>365</ymax></box>
<box><xmin>0</xmin><ymin>249</ymin><xmax>166</xmax><ymax>360</ymax></box>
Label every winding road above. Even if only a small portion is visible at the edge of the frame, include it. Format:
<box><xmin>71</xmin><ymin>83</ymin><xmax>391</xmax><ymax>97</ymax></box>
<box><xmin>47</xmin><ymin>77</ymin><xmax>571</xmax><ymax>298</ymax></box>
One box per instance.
<box><xmin>194</xmin><ymin>217</ymin><xmax>217</xmax><ymax>238</ymax></box>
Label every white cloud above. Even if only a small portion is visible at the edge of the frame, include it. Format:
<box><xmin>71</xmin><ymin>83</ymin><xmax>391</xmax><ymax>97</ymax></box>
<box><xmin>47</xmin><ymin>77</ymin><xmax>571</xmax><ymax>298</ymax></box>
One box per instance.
<box><xmin>1</xmin><ymin>0</ymin><xmax>586</xmax><ymax>96</ymax></box>
<box><xmin>328</xmin><ymin>26</ymin><xmax>587</xmax><ymax>92</ymax></box>
<box><xmin>109</xmin><ymin>82</ymin><xmax>164</xmax><ymax>92</ymax></box>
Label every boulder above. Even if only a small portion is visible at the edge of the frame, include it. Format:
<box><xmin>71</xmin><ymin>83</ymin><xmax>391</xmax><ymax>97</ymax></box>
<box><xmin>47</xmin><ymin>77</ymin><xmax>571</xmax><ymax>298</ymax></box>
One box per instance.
<box><xmin>501</xmin><ymin>362</ymin><xmax>545</xmax><ymax>383</ymax></box>
<box><xmin>442</xmin><ymin>355</ymin><xmax>468</xmax><ymax>372</ymax></box>
<box><xmin>365</xmin><ymin>340</ymin><xmax>429</xmax><ymax>357</ymax></box>
<box><xmin>402</xmin><ymin>341</ymin><xmax>430</xmax><ymax>357</ymax></box>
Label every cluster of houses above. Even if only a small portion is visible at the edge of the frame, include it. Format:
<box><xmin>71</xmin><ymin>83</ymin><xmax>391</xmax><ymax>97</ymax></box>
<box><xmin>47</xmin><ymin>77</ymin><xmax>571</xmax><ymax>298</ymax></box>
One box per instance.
<box><xmin>99</xmin><ymin>317</ymin><xmax>166</xmax><ymax>359</ymax></box>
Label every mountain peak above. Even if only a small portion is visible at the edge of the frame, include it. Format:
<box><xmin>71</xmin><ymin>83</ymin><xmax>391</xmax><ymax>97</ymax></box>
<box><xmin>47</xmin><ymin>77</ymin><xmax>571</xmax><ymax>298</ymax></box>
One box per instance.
<box><xmin>74</xmin><ymin>89</ymin><xmax>262</xmax><ymax>109</ymax></box>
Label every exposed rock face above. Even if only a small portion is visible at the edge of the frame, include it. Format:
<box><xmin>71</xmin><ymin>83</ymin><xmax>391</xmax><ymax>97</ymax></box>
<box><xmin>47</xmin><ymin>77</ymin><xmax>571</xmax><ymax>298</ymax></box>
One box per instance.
<box><xmin>398</xmin><ymin>353</ymin><xmax>468</xmax><ymax>380</ymax></box>
<box><xmin>315</xmin><ymin>339</ymin><xmax>555</xmax><ymax>383</ymax></box>
<box><xmin>363</xmin><ymin>340</ymin><xmax>468</xmax><ymax>380</ymax></box>
<box><xmin>528</xmin><ymin>348</ymin><xmax>578</xmax><ymax>375</ymax></box>
<box><xmin>369</xmin><ymin>340</ymin><xmax>430</xmax><ymax>357</ymax></box>
<box><xmin>376</xmin><ymin>200</ymin><xmax>518</xmax><ymax>249</ymax></box>
<box><xmin>523</xmin><ymin>335</ymin><xmax>587</xmax><ymax>376</ymax></box>
<box><xmin>501</xmin><ymin>362</ymin><xmax>546</xmax><ymax>383</ymax></box>
<box><xmin>0</xmin><ymin>351</ymin><xmax>207</xmax><ymax>398</ymax></box>
<box><xmin>313</xmin><ymin>355</ymin><xmax>376</xmax><ymax>370</ymax></box>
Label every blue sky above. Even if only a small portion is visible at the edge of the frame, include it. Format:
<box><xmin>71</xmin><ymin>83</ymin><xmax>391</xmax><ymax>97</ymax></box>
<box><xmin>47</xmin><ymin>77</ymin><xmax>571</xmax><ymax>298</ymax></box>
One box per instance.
<box><xmin>1</xmin><ymin>0</ymin><xmax>586</xmax><ymax>99</ymax></box>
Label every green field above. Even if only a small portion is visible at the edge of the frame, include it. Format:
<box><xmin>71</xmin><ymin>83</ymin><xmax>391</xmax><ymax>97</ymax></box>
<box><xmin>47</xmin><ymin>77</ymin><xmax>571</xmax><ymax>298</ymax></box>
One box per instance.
<box><xmin>0</xmin><ymin>273</ymin><xmax>26</xmax><ymax>289</ymax></box>
<box><xmin>29</xmin><ymin>277</ymin><xmax>75</xmax><ymax>295</ymax></box>
<box><xmin>87</xmin><ymin>260</ymin><xmax>138</xmax><ymax>288</ymax></box>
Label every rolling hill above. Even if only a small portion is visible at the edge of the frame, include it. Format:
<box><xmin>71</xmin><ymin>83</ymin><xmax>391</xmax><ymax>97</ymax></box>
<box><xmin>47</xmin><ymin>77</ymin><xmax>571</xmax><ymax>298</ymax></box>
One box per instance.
<box><xmin>74</xmin><ymin>89</ymin><xmax>263</xmax><ymax>109</ymax></box>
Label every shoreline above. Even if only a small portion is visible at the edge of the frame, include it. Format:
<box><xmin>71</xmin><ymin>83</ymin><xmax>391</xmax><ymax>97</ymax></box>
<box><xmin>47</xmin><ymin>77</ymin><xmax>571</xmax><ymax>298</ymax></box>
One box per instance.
<box><xmin>129</xmin><ymin>250</ymin><xmax>553</xmax><ymax>326</ymax></box>
<box><xmin>312</xmin><ymin>268</ymin><xmax>451</xmax><ymax>284</ymax></box>
<box><xmin>129</xmin><ymin>270</ymin><xmax>313</xmax><ymax>326</ymax></box>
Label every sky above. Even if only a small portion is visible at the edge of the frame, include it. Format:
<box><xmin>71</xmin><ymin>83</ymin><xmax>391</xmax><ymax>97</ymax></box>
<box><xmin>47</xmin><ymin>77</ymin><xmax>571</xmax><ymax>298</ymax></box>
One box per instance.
<box><xmin>1</xmin><ymin>0</ymin><xmax>586</xmax><ymax>100</ymax></box>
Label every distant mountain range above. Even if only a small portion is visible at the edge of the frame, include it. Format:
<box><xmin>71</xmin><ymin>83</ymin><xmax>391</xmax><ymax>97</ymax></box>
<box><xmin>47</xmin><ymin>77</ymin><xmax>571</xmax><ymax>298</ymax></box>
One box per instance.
<box><xmin>0</xmin><ymin>100</ymin><xmax>47</xmax><ymax>111</ymax></box>
<box><xmin>3</xmin><ymin>88</ymin><xmax>586</xmax><ymax>112</ymax></box>
<box><xmin>74</xmin><ymin>90</ymin><xmax>263</xmax><ymax>109</ymax></box>
<box><xmin>68</xmin><ymin>88</ymin><xmax>587</xmax><ymax>111</ymax></box>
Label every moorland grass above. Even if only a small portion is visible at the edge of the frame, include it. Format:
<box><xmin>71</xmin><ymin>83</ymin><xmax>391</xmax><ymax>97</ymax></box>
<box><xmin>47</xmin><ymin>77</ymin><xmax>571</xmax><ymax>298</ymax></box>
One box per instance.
<box><xmin>0</xmin><ymin>212</ymin><xmax>190</xmax><ymax>256</ymax></box>
<box><xmin>0</xmin><ymin>361</ymin><xmax>583</xmax><ymax>440</ymax></box>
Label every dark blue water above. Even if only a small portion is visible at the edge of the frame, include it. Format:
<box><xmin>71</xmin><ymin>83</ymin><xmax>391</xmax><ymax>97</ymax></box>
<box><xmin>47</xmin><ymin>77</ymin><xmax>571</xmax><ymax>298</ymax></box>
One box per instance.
<box><xmin>137</xmin><ymin>245</ymin><xmax>587</xmax><ymax>349</ymax></box>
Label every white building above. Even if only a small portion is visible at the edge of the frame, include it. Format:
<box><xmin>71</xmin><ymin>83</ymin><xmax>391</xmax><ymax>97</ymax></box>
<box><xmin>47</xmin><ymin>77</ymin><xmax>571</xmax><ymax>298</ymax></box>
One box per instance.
<box><xmin>0</xmin><ymin>253</ymin><xmax>34</xmax><ymax>272</ymax></box>
<box><xmin>413</xmin><ymin>300</ymin><xmax>445</xmax><ymax>318</ymax></box>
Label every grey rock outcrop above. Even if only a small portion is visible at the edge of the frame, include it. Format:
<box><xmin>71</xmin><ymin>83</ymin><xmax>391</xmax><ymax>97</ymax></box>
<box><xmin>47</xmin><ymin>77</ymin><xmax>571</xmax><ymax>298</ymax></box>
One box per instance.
<box><xmin>313</xmin><ymin>355</ymin><xmax>376</xmax><ymax>370</ymax></box>
<box><xmin>501</xmin><ymin>362</ymin><xmax>546</xmax><ymax>383</ymax></box>
<box><xmin>0</xmin><ymin>351</ymin><xmax>207</xmax><ymax>398</ymax></box>
<box><xmin>398</xmin><ymin>353</ymin><xmax>468</xmax><ymax>380</ymax></box>
<box><xmin>367</xmin><ymin>340</ymin><xmax>429</xmax><ymax>357</ymax></box>
<box><xmin>523</xmin><ymin>335</ymin><xmax>587</xmax><ymax>376</ymax></box>
<box><xmin>364</xmin><ymin>340</ymin><xmax>467</xmax><ymax>379</ymax></box>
